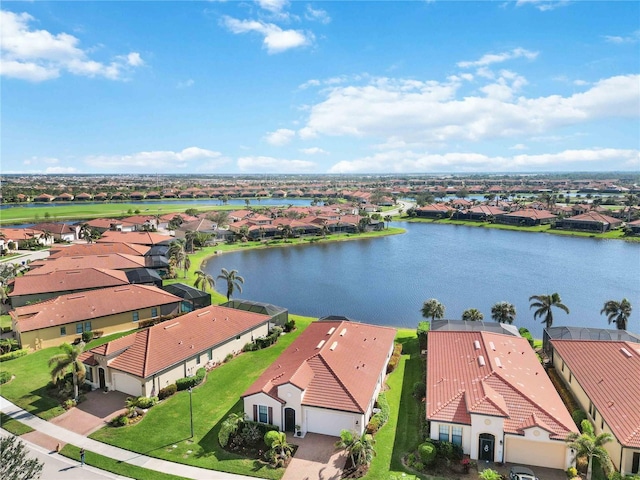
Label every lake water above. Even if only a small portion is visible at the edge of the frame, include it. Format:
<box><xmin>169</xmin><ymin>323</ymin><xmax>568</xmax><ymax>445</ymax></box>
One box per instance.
<box><xmin>203</xmin><ymin>222</ymin><xmax>640</xmax><ymax>338</ymax></box>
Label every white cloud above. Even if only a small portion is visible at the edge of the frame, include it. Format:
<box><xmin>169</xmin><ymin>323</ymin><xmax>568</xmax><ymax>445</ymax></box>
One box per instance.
<box><xmin>222</xmin><ymin>16</ymin><xmax>312</xmax><ymax>53</ymax></box>
<box><xmin>264</xmin><ymin>128</ymin><xmax>296</xmax><ymax>146</ymax></box>
<box><xmin>305</xmin><ymin>5</ymin><xmax>331</xmax><ymax>24</ymax></box>
<box><xmin>510</xmin><ymin>144</ymin><xmax>528</xmax><ymax>151</ymax></box>
<box><xmin>515</xmin><ymin>0</ymin><xmax>570</xmax><ymax>12</ymax></box>
<box><xmin>299</xmin><ymin>74</ymin><xmax>640</xmax><ymax>144</ymax></box>
<box><xmin>177</xmin><ymin>79</ymin><xmax>195</xmax><ymax>88</ymax></box>
<box><xmin>85</xmin><ymin>147</ymin><xmax>227</xmax><ymax>171</ymax></box>
<box><xmin>328</xmin><ymin>148</ymin><xmax>639</xmax><ymax>173</ymax></box>
<box><xmin>256</xmin><ymin>0</ymin><xmax>288</xmax><ymax>14</ymax></box>
<box><xmin>299</xmin><ymin>147</ymin><xmax>328</xmax><ymax>155</ymax></box>
<box><xmin>46</xmin><ymin>166</ymin><xmax>79</xmax><ymax>174</ymax></box>
<box><xmin>603</xmin><ymin>30</ymin><xmax>640</xmax><ymax>44</ymax></box>
<box><xmin>0</xmin><ymin>10</ymin><xmax>143</xmax><ymax>82</ymax></box>
<box><xmin>458</xmin><ymin>48</ymin><xmax>538</xmax><ymax>68</ymax></box>
<box><xmin>237</xmin><ymin>155</ymin><xmax>316</xmax><ymax>172</ymax></box>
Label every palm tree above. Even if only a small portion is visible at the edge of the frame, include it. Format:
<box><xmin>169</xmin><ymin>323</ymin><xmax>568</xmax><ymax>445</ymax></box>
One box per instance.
<box><xmin>217</xmin><ymin>268</ymin><xmax>244</xmax><ymax>301</ymax></box>
<box><xmin>567</xmin><ymin>420</ymin><xmax>613</xmax><ymax>480</ymax></box>
<box><xmin>278</xmin><ymin>224</ymin><xmax>293</xmax><ymax>241</ymax></box>
<box><xmin>421</xmin><ymin>299</ymin><xmax>445</xmax><ymax>321</ymax></box>
<box><xmin>383</xmin><ymin>215</ymin><xmax>392</xmax><ymax>229</ymax></box>
<box><xmin>529</xmin><ymin>293</ymin><xmax>570</xmax><ymax>329</ymax></box>
<box><xmin>335</xmin><ymin>430</ymin><xmax>376</xmax><ymax>467</ymax></box>
<box><xmin>168</xmin><ymin>239</ymin><xmax>189</xmax><ymax>277</ymax></box>
<box><xmin>462</xmin><ymin>308</ymin><xmax>484</xmax><ymax>321</ymax></box>
<box><xmin>48</xmin><ymin>342</ymin><xmax>86</xmax><ymax>400</ymax></box>
<box><xmin>194</xmin><ymin>270</ymin><xmax>215</xmax><ymax>292</ymax></box>
<box><xmin>491</xmin><ymin>301</ymin><xmax>516</xmax><ymax>324</ymax></box>
<box><xmin>79</xmin><ymin>223</ymin><xmax>92</xmax><ymax>243</ymax></box>
<box><xmin>184</xmin><ymin>230</ymin><xmax>197</xmax><ymax>253</ymax></box>
<box><xmin>600</xmin><ymin>298</ymin><xmax>632</xmax><ymax>330</ymax></box>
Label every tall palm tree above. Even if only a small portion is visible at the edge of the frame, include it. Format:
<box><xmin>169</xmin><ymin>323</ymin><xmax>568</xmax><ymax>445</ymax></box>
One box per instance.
<box><xmin>421</xmin><ymin>299</ymin><xmax>445</xmax><ymax>321</ymax></box>
<box><xmin>529</xmin><ymin>293</ymin><xmax>570</xmax><ymax>329</ymax></box>
<box><xmin>278</xmin><ymin>224</ymin><xmax>293</xmax><ymax>241</ymax></box>
<box><xmin>168</xmin><ymin>239</ymin><xmax>189</xmax><ymax>277</ymax></box>
<box><xmin>194</xmin><ymin>270</ymin><xmax>215</xmax><ymax>292</ymax></box>
<box><xmin>335</xmin><ymin>430</ymin><xmax>376</xmax><ymax>467</ymax></box>
<box><xmin>491</xmin><ymin>301</ymin><xmax>516</xmax><ymax>324</ymax></box>
<box><xmin>48</xmin><ymin>342</ymin><xmax>86</xmax><ymax>400</ymax></box>
<box><xmin>566</xmin><ymin>420</ymin><xmax>613</xmax><ymax>480</ymax></box>
<box><xmin>462</xmin><ymin>308</ymin><xmax>484</xmax><ymax>321</ymax></box>
<box><xmin>217</xmin><ymin>268</ymin><xmax>244</xmax><ymax>301</ymax></box>
<box><xmin>383</xmin><ymin>215</ymin><xmax>392</xmax><ymax>229</ymax></box>
<box><xmin>79</xmin><ymin>223</ymin><xmax>92</xmax><ymax>243</ymax></box>
<box><xmin>184</xmin><ymin>230</ymin><xmax>197</xmax><ymax>253</ymax></box>
<box><xmin>600</xmin><ymin>298</ymin><xmax>632</xmax><ymax>330</ymax></box>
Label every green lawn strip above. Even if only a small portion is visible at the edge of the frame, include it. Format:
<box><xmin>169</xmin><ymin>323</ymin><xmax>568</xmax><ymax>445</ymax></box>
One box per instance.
<box><xmin>60</xmin><ymin>444</ymin><xmax>188</xmax><ymax>480</ymax></box>
<box><xmin>365</xmin><ymin>328</ymin><xmax>424</xmax><ymax>479</ymax></box>
<box><xmin>89</xmin><ymin>315</ymin><xmax>315</xmax><ymax>480</ymax></box>
<box><xmin>0</xmin><ymin>412</ymin><xmax>35</xmax><ymax>435</ymax></box>
<box><xmin>0</xmin><ymin>329</ymin><xmax>138</xmax><ymax>420</ymax></box>
<box><xmin>1</xmin><ymin>314</ymin><xmax>11</xmax><ymax>330</ymax></box>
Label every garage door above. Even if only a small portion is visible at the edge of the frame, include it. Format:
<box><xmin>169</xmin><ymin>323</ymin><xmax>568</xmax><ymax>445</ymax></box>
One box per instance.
<box><xmin>112</xmin><ymin>373</ymin><xmax>142</xmax><ymax>397</ymax></box>
<box><xmin>505</xmin><ymin>437</ymin><xmax>565</xmax><ymax>469</ymax></box>
<box><xmin>306</xmin><ymin>408</ymin><xmax>356</xmax><ymax>437</ymax></box>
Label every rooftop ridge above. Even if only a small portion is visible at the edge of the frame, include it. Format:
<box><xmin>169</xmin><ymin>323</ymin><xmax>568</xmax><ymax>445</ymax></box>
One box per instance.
<box><xmin>316</xmin><ymin>353</ymin><xmax>362</xmax><ymax>413</ymax></box>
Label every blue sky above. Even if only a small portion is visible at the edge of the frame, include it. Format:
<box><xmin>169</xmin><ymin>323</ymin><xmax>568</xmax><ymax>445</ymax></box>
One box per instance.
<box><xmin>1</xmin><ymin>0</ymin><xmax>639</xmax><ymax>174</ymax></box>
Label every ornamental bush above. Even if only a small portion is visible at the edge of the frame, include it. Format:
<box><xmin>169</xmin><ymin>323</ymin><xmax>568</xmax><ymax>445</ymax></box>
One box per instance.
<box><xmin>572</xmin><ymin>409</ymin><xmax>588</xmax><ymax>429</ymax></box>
<box><xmin>518</xmin><ymin>327</ymin><xmax>535</xmax><ymax>348</ymax></box>
<box><xmin>418</xmin><ymin>442</ymin><xmax>436</xmax><ymax>465</ymax></box>
<box><xmin>0</xmin><ymin>371</ymin><xmax>11</xmax><ymax>384</ymax></box>
<box><xmin>175</xmin><ymin>367</ymin><xmax>206</xmax><ymax>391</ymax></box>
<box><xmin>480</xmin><ymin>469</ymin><xmax>502</xmax><ymax>480</ymax></box>
<box><xmin>135</xmin><ymin>396</ymin><xmax>158</xmax><ymax>409</ymax></box>
<box><xmin>158</xmin><ymin>384</ymin><xmax>177</xmax><ymax>400</ymax></box>
<box><xmin>0</xmin><ymin>349</ymin><xmax>27</xmax><ymax>362</ymax></box>
<box><xmin>264</xmin><ymin>430</ymin><xmax>281</xmax><ymax>448</ymax></box>
<box><xmin>387</xmin><ymin>343</ymin><xmax>403</xmax><ymax>373</ymax></box>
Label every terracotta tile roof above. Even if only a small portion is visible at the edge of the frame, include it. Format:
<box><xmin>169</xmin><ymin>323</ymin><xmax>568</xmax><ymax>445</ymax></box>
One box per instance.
<box><xmin>563</xmin><ymin>212</ymin><xmax>622</xmax><ymax>225</ymax></box>
<box><xmin>551</xmin><ymin>340</ymin><xmax>640</xmax><ymax>447</ymax></box>
<box><xmin>502</xmin><ymin>209</ymin><xmax>557</xmax><ymax>220</ymax></box>
<box><xmin>49</xmin><ymin>243</ymin><xmax>149</xmax><ymax>258</ymax></box>
<box><xmin>31</xmin><ymin>222</ymin><xmax>76</xmax><ymax>235</ymax></box>
<box><xmin>107</xmin><ymin>306</ymin><xmax>271</xmax><ymax>378</ymax></box>
<box><xmin>85</xmin><ymin>218</ymin><xmax>123</xmax><ymax>229</ymax></box>
<box><xmin>0</xmin><ymin>228</ymin><xmax>40</xmax><ymax>241</ymax></box>
<box><xmin>97</xmin><ymin>231</ymin><xmax>172</xmax><ymax>245</ymax></box>
<box><xmin>427</xmin><ymin>331</ymin><xmax>576</xmax><ymax>439</ymax></box>
<box><xmin>24</xmin><ymin>254</ymin><xmax>145</xmax><ymax>275</ymax></box>
<box><xmin>9</xmin><ymin>268</ymin><xmax>130</xmax><ymax>296</ymax></box>
<box><xmin>12</xmin><ymin>285</ymin><xmax>181</xmax><ymax>332</ymax></box>
<box><xmin>243</xmin><ymin>321</ymin><xmax>397</xmax><ymax>414</ymax></box>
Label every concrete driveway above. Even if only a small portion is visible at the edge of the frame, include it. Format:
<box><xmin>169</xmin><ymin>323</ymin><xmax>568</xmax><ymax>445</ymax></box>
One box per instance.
<box><xmin>283</xmin><ymin>433</ymin><xmax>346</xmax><ymax>480</ymax></box>
<box><xmin>487</xmin><ymin>462</ymin><xmax>568</xmax><ymax>480</ymax></box>
<box><xmin>50</xmin><ymin>390</ymin><xmax>128</xmax><ymax>436</ymax></box>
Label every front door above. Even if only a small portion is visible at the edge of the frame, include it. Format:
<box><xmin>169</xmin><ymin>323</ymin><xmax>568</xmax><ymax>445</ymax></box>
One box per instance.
<box><xmin>478</xmin><ymin>433</ymin><xmax>495</xmax><ymax>462</ymax></box>
<box><xmin>284</xmin><ymin>408</ymin><xmax>295</xmax><ymax>432</ymax></box>
<box><xmin>632</xmin><ymin>452</ymin><xmax>640</xmax><ymax>474</ymax></box>
<box><xmin>98</xmin><ymin>368</ymin><xmax>106</xmax><ymax>389</ymax></box>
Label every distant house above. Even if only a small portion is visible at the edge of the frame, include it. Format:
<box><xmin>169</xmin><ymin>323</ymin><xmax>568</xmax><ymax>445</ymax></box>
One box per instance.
<box><xmin>54</xmin><ymin>193</ymin><xmax>74</xmax><ymax>202</ymax></box>
<box><xmin>496</xmin><ymin>209</ymin><xmax>557</xmax><ymax>226</ymax></box>
<box><xmin>33</xmin><ymin>193</ymin><xmax>55</xmax><ymax>202</ymax></box>
<box><xmin>97</xmin><ymin>231</ymin><xmax>172</xmax><ymax>246</ymax></box>
<box><xmin>461</xmin><ymin>205</ymin><xmax>504</xmax><ymax>221</ymax></box>
<box><xmin>426</xmin><ymin>329</ymin><xmax>576</xmax><ymax>468</ymax></box>
<box><xmin>414</xmin><ymin>203</ymin><xmax>453</xmax><ymax>219</ymax></box>
<box><xmin>242</xmin><ymin>320</ymin><xmax>396</xmax><ymax>437</ymax></box>
<box><xmin>49</xmin><ymin>242</ymin><xmax>150</xmax><ymax>258</ymax></box>
<box><xmin>559</xmin><ymin>211</ymin><xmax>623</xmax><ymax>233</ymax></box>
<box><xmin>11</xmin><ymin>285</ymin><xmax>182</xmax><ymax>351</ymax></box>
<box><xmin>628</xmin><ymin>219</ymin><xmax>640</xmax><ymax>235</ymax></box>
<box><xmin>549</xmin><ymin>338</ymin><xmax>640</xmax><ymax>475</ymax></box>
<box><xmin>32</xmin><ymin>222</ymin><xmax>77</xmax><ymax>242</ymax></box>
<box><xmin>25</xmin><ymin>253</ymin><xmax>146</xmax><ymax>275</ymax></box>
<box><xmin>80</xmin><ymin>305</ymin><xmax>272</xmax><ymax>397</ymax></box>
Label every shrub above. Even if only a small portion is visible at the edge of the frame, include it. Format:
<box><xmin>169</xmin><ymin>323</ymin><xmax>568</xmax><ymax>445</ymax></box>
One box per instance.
<box><xmin>413</xmin><ymin>381</ymin><xmax>426</xmax><ymax>399</ymax></box>
<box><xmin>567</xmin><ymin>467</ymin><xmax>578</xmax><ymax>478</ymax></box>
<box><xmin>480</xmin><ymin>469</ymin><xmax>502</xmax><ymax>480</ymax></box>
<box><xmin>366</xmin><ymin>415</ymin><xmax>382</xmax><ymax>434</ymax></box>
<box><xmin>1</xmin><ymin>326</ymin><xmax>11</xmax><ymax>333</ymax></box>
<box><xmin>418</xmin><ymin>442</ymin><xmax>436</xmax><ymax>465</ymax></box>
<box><xmin>240</xmin><ymin>422</ymin><xmax>262</xmax><ymax>446</ymax></box>
<box><xmin>0</xmin><ymin>349</ymin><xmax>27</xmax><ymax>362</ymax></box>
<box><xmin>518</xmin><ymin>327</ymin><xmax>535</xmax><ymax>348</ymax></box>
<box><xmin>417</xmin><ymin>321</ymin><xmax>430</xmax><ymax>350</ymax></box>
<box><xmin>175</xmin><ymin>367</ymin><xmax>206</xmax><ymax>391</ymax></box>
<box><xmin>283</xmin><ymin>319</ymin><xmax>296</xmax><ymax>332</ymax></box>
<box><xmin>135</xmin><ymin>396</ymin><xmax>158</xmax><ymax>409</ymax></box>
<box><xmin>387</xmin><ymin>343</ymin><xmax>403</xmax><ymax>373</ymax></box>
<box><xmin>572</xmin><ymin>409</ymin><xmax>588</xmax><ymax>429</ymax></box>
<box><xmin>0</xmin><ymin>371</ymin><xmax>11</xmax><ymax>384</ymax></box>
<box><xmin>110</xmin><ymin>414</ymin><xmax>129</xmax><ymax>427</ymax></box>
<box><xmin>158</xmin><ymin>384</ymin><xmax>177</xmax><ymax>400</ymax></box>
<box><xmin>63</xmin><ymin>399</ymin><xmax>76</xmax><ymax>410</ymax></box>
<box><xmin>81</xmin><ymin>331</ymin><xmax>93</xmax><ymax>343</ymax></box>
<box><xmin>224</xmin><ymin>353</ymin><xmax>234</xmax><ymax>363</ymax></box>
<box><xmin>264</xmin><ymin>430</ymin><xmax>281</xmax><ymax>448</ymax></box>
<box><xmin>242</xmin><ymin>342</ymin><xmax>258</xmax><ymax>352</ymax></box>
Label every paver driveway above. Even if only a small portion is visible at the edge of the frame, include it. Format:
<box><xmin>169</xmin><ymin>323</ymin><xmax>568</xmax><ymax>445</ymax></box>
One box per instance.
<box><xmin>50</xmin><ymin>390</ymin><xmax>128</xmax><ymax>436</ymax></box>
<box><xmin>283</xmin><ymin>433</ymin><xmax>346</xmax><ymax>480</ymax></box>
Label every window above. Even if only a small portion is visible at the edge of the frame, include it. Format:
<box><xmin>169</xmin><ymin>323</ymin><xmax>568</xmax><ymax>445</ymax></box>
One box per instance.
<box><xmin>208</xmin><ymin>349</ymin><xmax>212</xmax><ymax>361</ymax></box>
<box><xmin>132</xmin><ymin>312</ymin><xmax>139</xmax><ymax>322</ymax></box>
<box><xmin>259</xmin><ymin>405</ymin><xmax>268</xmax><ymax>423</ymax></box>
<box><xmin>60</xmin><ymin>327</ymin><xmax>67</xmax><ymax>336</ymax></box>
<box><xmin>569</xmin><ymin>372</ymin><xmax>572</xmax><ymax>384</ymax></box>
<box><xmin>561</xmin><ymin>362</ymin><xmax>565</xmax><ymax>372</ymax></box>
<box><xmin>151</xmin><ymin>308</ymin><xmax>158</xmax><ymax>318</ymax></box>
<box><xmin>196</xmin><ymin>354</ymin><xmax>201</xmax><ymax>365</ymax></box>
<box><xmin>589</xmin><ymin>402</ymin><xmax>596</xmax><ymax>419</ymax></box>
<box><xmin>84</xmin><ymin>321</ymin><xmax>92</xmax><ymax>332</ymax></box>
<box><xmin>439</xmin><ymin>424</ymin><xmax>449</xmax><ymax>442</ymax></box>
<box><xmin>85</xmin><ymin>367</ymin><xmax>93</xmax><ymax>382</ymax></box>
<box><xmin>76</xmin><ymin>323</ymin><xmax>83</xmax><ymax>334</ymax></box>
<box><xmin>451</xmin><ymin>426</ymin><xmax>463</xmax><ymax>446</ymax></box>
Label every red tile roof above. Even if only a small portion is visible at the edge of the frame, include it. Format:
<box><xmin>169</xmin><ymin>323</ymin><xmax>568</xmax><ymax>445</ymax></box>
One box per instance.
<box><xmin>427</xmin><ymin>331</ymin><xmax>576</xmax><ymax>440</ymax></box>
<box><xmin>24</xmin><ymin>254</ymin><xmax>145</xmax><ymax>275</ymax></box>
<box><xmin>9</xmin><ymin>268</ymin><xmax>130</xmax><ymax>296</ymax></box>
<box><xmin>551</xmin><ymin>340</ymin><xmax>640</xmax><ymax>447</ymax></box>
<box><xmin>12</xmin><ymin>285</ymin><xmax>181</xmax><ymax>332</ymax></box>
<box><xmin>97</xmin><ymin>231</ymin><xmax>171</xmax><ymax>245</ymax></box>
<box><xmin>105</xmin><ymin>306</ymin><xmax>271</xmax><ymax>378</ymax></box>
<box><xmin>243</xmin><ymin>321</ymin><xmax>397</xmax><ymax>414</ymax></box>
<box><xmin>49</xmin><ymin>243</ymin><xmax>149</xmax><ymax>258</ymax></box>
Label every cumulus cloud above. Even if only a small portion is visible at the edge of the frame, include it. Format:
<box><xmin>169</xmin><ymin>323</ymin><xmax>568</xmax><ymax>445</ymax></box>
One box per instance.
<box><xmin>299</xmin><ymin>147</ymin><xmax>328</xmax><ymax>155</ymax></box>
<box><xmin>237</xmin><ymin>155</ymin><xmax>316</xmax><ymax>172</ymax></box>
<box><xmin>46</xmin><ymin>166</ymin><xmax>79</xmax><ymax>174</ymax></box>
<box><xmin>0</xmin><ymin>10</ymin><xmax>144</xmax><ymax>82</ymax></box>
<box><xmin>256</xmin><ymin>0</ymin><xmax>288</xmax><ymax>14</ymax></box>
<box><xmin>264</xmin><ymin>128</ymin><xmax>296</xmax><ymax>146</ymax></box>
<box><xmin>457</xmin><ymin>48</ymin><xmax>538</xmax><ymax>68</ymax></box>
<box><xmin>299</xmin><ymin>74</ymin><xmax>640</xmax><ymax>144</ymax></box>
<box><xmin>604</xmin><ymin>30</ymin><xmax>640</xmax><ymax>44</ymax></box>
<box><xmin>222</xmin><ymin>16</ymin><xmax>312</xmax><ymax>53</ymax></box>
<box><xmin>515</xmin><ymin>0</ymin><xmax>570</xmax><ymax>12</ymax></box>
<box><xmin>85</xmin><ymin>147</ymin><xmax>228</xmax><ymax>171</ymax></box>
<box><xmin>328</xmin><ymin>148</ymin><xmax>639</xmax><ymax>174</ymax></box>
<box><xmin>305</xmin><ymin>5</ymin><xmax>331</xmax><ymax>24</ymax></box>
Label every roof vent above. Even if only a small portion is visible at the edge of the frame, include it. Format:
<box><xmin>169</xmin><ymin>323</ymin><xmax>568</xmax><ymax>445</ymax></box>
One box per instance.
<box><xmin>620</xmin><ymin>347</ymin><xmax>632</xmax><ymax>358</ymax></box>
<box><xmin>489</xmin><ymin>342</ymin><xmax>496</xmax><ymax>351</ymax></box>
<box><xmin>474</xmin><ymin>340</ymin><xmax>481</xmax><ymax>350</ymax></box>
<box><xmin>327</xmin><ymin>327</ymin><xmax>336</xmax><ymax>335</ymax></box>
<box><xmin>495</xmin><ymin>357</ymin><xmax>502</xmax><ymax>368</ymax></box>
<box><xmin>478</xmin><ymin>356</ymin><xmax>486</xmax><ymax>367</ymax></box>
<box><xmin>340</xmin><ymin>328</ymin><xmax>347</xmax><ymax>336</ymax></box>
<box><xmin>113</xmin><ymin>287</ymin><xmax>129</xmax><ymax>292</ymax></box>
<box><xmin>330</xmin><ymin>341</ymin><xmax>338</xmax><ymax>351</ymax></box>
<box><xmin>316</xmin><ymin>340</ymin><xmax>326</xmax><ymax>349</ymax></box>
<box><xmin>67</xmin><ymin>295</ymin><xmax>85</xmax><ymax>300</ymax></box>
<box><xmin>164</xmin><ymin>322</ymin><xmax>180</xmax><ymax>329</ymax></box>
<box><xmin>197</xmin><ymin>310</ymin><xmax>210</xmax><ymax>317</ymax></box>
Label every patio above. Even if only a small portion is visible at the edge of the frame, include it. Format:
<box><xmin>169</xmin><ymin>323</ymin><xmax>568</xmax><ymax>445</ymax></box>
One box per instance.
<box><xmin>50</xmin><ymin>390</ymin><xmax>128</xmax><ymax>436</ymax></box>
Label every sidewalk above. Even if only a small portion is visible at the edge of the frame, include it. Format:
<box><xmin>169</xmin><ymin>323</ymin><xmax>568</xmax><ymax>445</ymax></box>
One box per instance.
<box><xmin>0</xmin><ymin>396</ymin><xmax>255</xmax><ymax>480</ymax></box>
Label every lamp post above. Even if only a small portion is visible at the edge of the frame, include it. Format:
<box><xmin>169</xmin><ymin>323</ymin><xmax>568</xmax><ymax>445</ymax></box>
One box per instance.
<box><xmin>188</xmin><ymin>386</ymin><xmax>194</xmax><ymax>438</ymax></box>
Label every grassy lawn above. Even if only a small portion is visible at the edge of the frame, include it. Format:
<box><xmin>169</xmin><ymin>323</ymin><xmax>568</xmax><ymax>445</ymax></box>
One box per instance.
<box><xmin>1</xmin><ymin>314</ymin><xmax>11</xmax><ymax>330</ymax></box>
<box><xmin>0</xmin><ymin>412</ymin><xmax>35</xmax><ymax>435</ymax></box>
<box><xmin>0</xmin><ymin>329</ymin><xmax>136</xmax><ymax>420</ymax></box>
<box><xmin>89</xmin><ymin>315</ymin><xmax>315</xmax><ymax>480</ymax></box>
<box><xmin>60</xmin><ymin>444</ymin><xmax>188</xmax><ymax>480</ymax></box>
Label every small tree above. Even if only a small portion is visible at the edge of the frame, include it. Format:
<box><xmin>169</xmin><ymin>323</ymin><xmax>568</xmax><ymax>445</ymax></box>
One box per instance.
<box><xmin>462</xmin><ymin>308</ymin><xmax>484</xmax><ymax>321</ymax></box>
<box><xmin>600</xmin><ymin>298</ymin><xmax>632</xmax><ymax>330</ymax></box>
<box><xmin>0</xmin><ymin>436</ymin><xmax>44</xmax><ymax>480</ymax></box>
<box><xmin>491</xmin><ymin>301</ymin><xmax>516</xmax><ymax>324</ymax></box>
<box><xmin>566</xmin><ymin>420</ymin><xmax>613</xmax><ymax>480</ymax></box>
<box><xmin>421</xmin><ymin>299</ymin><xmax>445</xmax><ymax>321</ymax></box>
<box><xmin>217</xmin><ymin>268</ymin><xmax>244</xmax><ymax>301</ymax></box>
<box><xmin>48</xmin><ymin>342</ymin><xmax>86</xmax><ymax>400</ymax></box>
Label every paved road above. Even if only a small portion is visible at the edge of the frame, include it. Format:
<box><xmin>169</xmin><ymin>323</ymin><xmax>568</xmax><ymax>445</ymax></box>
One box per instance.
<box><xmin>381</xmin><ymin>200</ymin><xmax>415</xmax><ymax>218</ymax></box>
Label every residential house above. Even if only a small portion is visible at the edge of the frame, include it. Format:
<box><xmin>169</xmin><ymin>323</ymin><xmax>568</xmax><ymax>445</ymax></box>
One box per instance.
<box><xmin>11</xmin><ymin>284</ymin><xmax>182</xmax><ymax>351</ymax></box>
<box><xmin>415</xmin><ymin>204</ymin><xmax>454</xmax><ymax>219</ymax></box>
<box><xmin>559</xmin><ymin>211</ymin><xmax>623</xmax><ymax>233</ymax></box>
<box><xmin>242</xmin><ymin>320</ymin><xmax>396</xmax><ymax>437</ymax></box>
<box><xmin>426</xmin><ymin>330</ymin><xmax>576</xmax><ymax>469</ymax></box>
<box><xmin>25</xmin><ymin>253</ymin><xmax>146</xmax><ymax>275</ymax></box>
<box><xmin>549</xmin><ymin>339</ymin><xmax>640</xmax><ymax>475</ymax></box>
<box><xmin>97</xmin><ymin>231</ymin><xmax>172</xmax><ymax>246</ymax></box>
<box><xmin>628</xmin><ymin>219</ymin><xmax>640</xmax><ymax>235</ymax></box>
<box><xmin>49</xmin><ymin>242</ymin><xmax>150</xmax><ymax>258</ymax></box>
<box><xmin>497</xmin><ymin>209</ymin><xmax>557</xmax><ymax>226</ymax></box>
<box><xmin>80</xmin><ymin>305</ymin><xmax>273</xmax><ymax>397</ymax></box>
<box><xmin>31</xmin><ymin>222</ymin><xmax>77</xmax><ymax>242</ymax></box>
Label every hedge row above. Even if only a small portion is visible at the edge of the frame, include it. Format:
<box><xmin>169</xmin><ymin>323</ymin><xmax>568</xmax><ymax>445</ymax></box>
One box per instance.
<box><xmin>243</xmin><ymin>327</ymin><xmax>283</xmax><ymax>352</ymax></box>
<box><xmin>158</xmin><ymin>384</ymin><xmax>177</xmax><ymax>400</ymax></box>
<box><xmin>366</xmin><ymin>393</ymin><xmax>390</xmax><ymax>434</ymax></box>
<box><xmin>0</xmin><ymin>349</ymin><xmax>27</xmax><ymax>362</ymax></box>
<box><xmin>387</xmin><ymin>343</ymin><xmax>403</xmax><ymax>373</ymax></box>
<box><xmin>176</xmin><ymin>367</ymin><xmax>206</xmax><ymax>391</ymax></box>
<box><xmin>518</xmin><ymin>327</ymin><xmax>535</xmax><ymax>348</ymax></box>
<box><xmin>0</xmin><ymin>371</ymin><xmax>11</xmax><ymax>384</ymax></box>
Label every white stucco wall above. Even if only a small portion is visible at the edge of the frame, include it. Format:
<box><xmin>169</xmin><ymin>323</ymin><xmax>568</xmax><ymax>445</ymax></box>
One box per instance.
<box><xmin>243</xmin><ymin>392</ymin><xmax>283</xmax><ymax>428</ymax></box>
<box><xmin>470</xmin><ymin>414</ymin><xmax>505</xmax><ymax>462</ymax></box>
<box><xmin>303</xmin><ymin>406</ymin><xmax>363</xmax><ymax>437</ymax></box>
